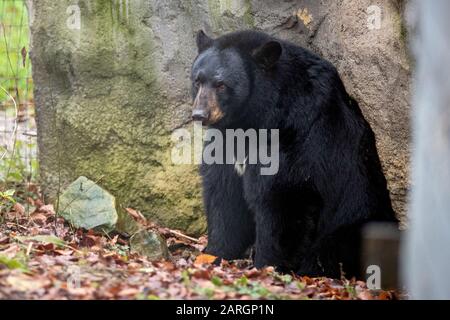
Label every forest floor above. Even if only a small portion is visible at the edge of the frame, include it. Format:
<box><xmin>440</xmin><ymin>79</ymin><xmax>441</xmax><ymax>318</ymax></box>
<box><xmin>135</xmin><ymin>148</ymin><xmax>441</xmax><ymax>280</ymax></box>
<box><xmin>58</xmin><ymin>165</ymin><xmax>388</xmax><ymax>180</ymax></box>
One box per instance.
<box><xmin>0</xmin><ymin>184</ymin><xmax>400</xmax><ymax>300</ymax></box>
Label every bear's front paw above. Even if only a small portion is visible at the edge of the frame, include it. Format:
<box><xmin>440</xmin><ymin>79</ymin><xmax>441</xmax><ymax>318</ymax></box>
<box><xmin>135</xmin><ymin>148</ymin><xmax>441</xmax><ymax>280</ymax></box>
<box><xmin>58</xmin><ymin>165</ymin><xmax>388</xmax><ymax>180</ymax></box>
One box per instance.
<box><xmin>253</xmin><ymin>253</ymin><xmax>277</xmax><ymax>269</ymax></box>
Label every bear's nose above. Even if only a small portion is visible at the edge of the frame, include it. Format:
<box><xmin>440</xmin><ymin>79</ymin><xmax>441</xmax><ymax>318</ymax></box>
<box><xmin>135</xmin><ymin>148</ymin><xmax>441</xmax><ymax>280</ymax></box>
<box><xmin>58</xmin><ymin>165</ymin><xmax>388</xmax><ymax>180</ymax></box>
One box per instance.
<box><xmin>192</xmin><ymin>109</ymin><xmax>209</xmax><ymax>122</ymax></box>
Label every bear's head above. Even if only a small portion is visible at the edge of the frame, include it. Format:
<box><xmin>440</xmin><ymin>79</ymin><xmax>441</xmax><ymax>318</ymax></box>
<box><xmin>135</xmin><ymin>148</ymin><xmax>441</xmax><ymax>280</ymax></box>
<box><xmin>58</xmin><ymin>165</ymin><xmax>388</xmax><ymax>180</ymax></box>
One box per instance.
<box><xmin>190</xmin><ymin>30</ymin><xmax>282</xmax><ymax>127</ymax></box>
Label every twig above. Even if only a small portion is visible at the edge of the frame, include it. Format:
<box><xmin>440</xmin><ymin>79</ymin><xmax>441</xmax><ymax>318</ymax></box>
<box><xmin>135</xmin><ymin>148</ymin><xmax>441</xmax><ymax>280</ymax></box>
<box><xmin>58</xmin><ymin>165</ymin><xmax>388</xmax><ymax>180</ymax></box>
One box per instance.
<box><xmin>101</xmin><ymin>228</ymin><xmax>112</xmax><ymax>240</ymax></box>
<box><xmin>53</xmin><ymin>88</ymin><xmax>60</xmax><ymax>231</ymax></box>
<box><xmin>167</xmin><ymin>229</ymin><xmax>200</xmax><ymax>243</ymax></box>
<box><xmin>65</xmin><ymin>244</ymin><xmax>84</xmax><ymax>255</ymax></box>
<box><xmin>6</xmin><ymin>221</ymin><xmax>27</xmax><ymax>230</ymax></box>
<box><xmin>26</xmin><ymin>242</ymin><xmax>32</xmax><ymax>256</ymax></box>
<box><xmin>21</xmin><ymin>132</ymin><xmax>37</xmax><ymax>137</ymax></box>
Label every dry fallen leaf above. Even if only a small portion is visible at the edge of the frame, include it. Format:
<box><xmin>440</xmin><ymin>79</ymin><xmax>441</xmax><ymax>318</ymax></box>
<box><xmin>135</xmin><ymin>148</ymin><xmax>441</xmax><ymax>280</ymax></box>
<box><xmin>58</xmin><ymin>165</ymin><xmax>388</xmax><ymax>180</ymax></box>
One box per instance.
<box><xmin>117</xmin><ymin>288</ymin><xmax>139</xmax><ymax>297</ymax></box>
<box><xmin>357</xmin><ymin>290</ymin><xmax>374</xmax><ymax>300</ymax></box>
<box><xmin>39</xmin><ymin>204</ymin><xmax>55</xmax><ymax>215</ymax></box>
<box><xmin>13</xmin><ymin>203</ymin><xmax>25</xmax><ymax>215</ymax></box>
<box><xmin>377</xmin><ymin>291</ymin><xmax>392</xmax><ymax>300</ymax></box>
<box><xmin>6</xmin><ymin>274</ymin><xmax>50</xmax><ymax>292</ymax></box>
<box><xmin>21</xmin><ymin>46</ymin><xmax>27</xmax><ymax>67</ymax></box>
<box><xmin>30</xmin><ymin>213</ymin><xmax>47</xmax><ymax>225</ymax></box>
<box><xmin>194</xmin><ymin>254</ymin><xmax>218</xmax><ymax>266</ymax></box>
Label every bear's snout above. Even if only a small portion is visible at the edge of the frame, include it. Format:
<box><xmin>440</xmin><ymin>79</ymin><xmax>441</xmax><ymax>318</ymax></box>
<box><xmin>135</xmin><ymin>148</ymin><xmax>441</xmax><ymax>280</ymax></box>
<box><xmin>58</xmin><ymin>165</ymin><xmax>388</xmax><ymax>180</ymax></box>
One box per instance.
<box><xmin>192</xmin><ymin>85</ymin><xmax>224</xmax><ymax>125</ymax></box>
<box><xmin>192</xmin><ymin>108</ymin><xmax>209</xmax><ymax>122</ymax></box>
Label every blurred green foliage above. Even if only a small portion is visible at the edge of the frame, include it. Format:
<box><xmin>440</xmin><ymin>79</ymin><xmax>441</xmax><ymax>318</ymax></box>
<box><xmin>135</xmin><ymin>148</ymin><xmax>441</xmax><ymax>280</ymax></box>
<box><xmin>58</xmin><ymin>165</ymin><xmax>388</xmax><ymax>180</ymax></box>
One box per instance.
<box><xmin>0</xmin><ymin>0</ymin><xmax>33</xmax><ymax>105</ymax></box>
<box><xmin>0</xmin><ymin>139</ymin><xmax>38</xmax><ymax>182</ymax></box>
<box><xmin>0</xmin><ymin>1</ymin><xmax>37</xmax><ymax>187</ymax></box>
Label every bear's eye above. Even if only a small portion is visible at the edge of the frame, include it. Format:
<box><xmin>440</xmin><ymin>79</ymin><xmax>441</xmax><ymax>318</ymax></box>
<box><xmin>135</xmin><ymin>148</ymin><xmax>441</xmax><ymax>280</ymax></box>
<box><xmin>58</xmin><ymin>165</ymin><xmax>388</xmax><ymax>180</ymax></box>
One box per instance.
<box><xmin>216</xmin><ymin>82</ymin><xmax>226</xmax><ymax>92</ymax></box>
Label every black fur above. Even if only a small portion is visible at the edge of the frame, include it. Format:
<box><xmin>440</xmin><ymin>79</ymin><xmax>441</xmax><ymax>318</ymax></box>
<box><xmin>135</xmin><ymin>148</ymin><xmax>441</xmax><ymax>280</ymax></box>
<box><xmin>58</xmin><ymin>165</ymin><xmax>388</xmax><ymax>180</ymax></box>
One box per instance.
<box><xmin>191</xmin><ymin>30</ymin><xmax>397</xmax><ymax>278</ymax></box>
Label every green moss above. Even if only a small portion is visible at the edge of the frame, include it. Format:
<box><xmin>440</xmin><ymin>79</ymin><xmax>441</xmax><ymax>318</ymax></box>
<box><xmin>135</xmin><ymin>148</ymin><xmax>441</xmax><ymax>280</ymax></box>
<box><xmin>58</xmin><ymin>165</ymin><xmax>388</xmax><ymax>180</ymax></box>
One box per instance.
<box><xmin>389</xmin><ymin>5</ymin><xmax>407</xmax><ymax>44</ymax></box>
<box><xmin>389</xmin><ymin>4</ymin><xmax>413</xmax><ymax>67</ymax></box>
<box><xmin>243</xmin><ymin>0</ymin><xmax>255</xmax><ymax>27</ymax></box>
<box><xmin>207</xmin><ymin>0</ymin><xmax>221</xmax><ymax>30</ymax></box>
<box><xmin>207</xmin><ymin>0</ymin><xmax>254</xmax><ymax>31</ymax></box>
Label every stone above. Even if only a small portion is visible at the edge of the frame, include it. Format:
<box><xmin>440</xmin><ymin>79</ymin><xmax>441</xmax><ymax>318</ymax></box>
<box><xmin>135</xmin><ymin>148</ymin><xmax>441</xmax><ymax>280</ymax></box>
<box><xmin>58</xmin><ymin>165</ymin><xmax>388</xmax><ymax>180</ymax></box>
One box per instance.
<box><xmin>130</xmin><ymin>229</ymin><xmax>170</xmax><ymax>261</ymax></box>
<box><xmin>28</xmin><ymin>0</ymin><xmax>411</xmax><ymax>234</ymax></box>
<box><xmin>58</xmin><ymin>176</ymin><xmax>118</xmax><ymax>230</ymax></box>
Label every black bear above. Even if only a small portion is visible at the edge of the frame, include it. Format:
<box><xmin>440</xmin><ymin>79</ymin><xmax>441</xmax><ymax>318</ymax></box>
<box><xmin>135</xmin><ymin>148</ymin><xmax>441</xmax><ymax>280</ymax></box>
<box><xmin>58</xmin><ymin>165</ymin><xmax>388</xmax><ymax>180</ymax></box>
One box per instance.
<box><xmin>190</xmin><ymin>30</ymin><xmax>397</xmax><ymax>278</ymax></box>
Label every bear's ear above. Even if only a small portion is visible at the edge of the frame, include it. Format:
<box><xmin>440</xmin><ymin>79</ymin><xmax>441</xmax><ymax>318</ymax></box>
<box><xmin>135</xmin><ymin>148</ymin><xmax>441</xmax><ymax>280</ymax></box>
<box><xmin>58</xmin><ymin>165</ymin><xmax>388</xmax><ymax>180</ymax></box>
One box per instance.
<box><xmin>196</xmin><ymin>30</ymin><xmax>213</xmax><ymax>53</ymax></box>
<box><xmin>252</xmin><ymin>41</ymin><xmax>282</xmax><ymax>70</ymax></box>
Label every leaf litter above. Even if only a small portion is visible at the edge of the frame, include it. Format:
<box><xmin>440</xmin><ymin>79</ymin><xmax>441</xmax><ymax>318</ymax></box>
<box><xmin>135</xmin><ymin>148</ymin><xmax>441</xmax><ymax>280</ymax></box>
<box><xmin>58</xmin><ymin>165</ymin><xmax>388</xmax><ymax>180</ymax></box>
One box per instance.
<box><xmin>0</xmin><ymin>188</ymin><xmax>402</xmax><ymax>300</ymax></box>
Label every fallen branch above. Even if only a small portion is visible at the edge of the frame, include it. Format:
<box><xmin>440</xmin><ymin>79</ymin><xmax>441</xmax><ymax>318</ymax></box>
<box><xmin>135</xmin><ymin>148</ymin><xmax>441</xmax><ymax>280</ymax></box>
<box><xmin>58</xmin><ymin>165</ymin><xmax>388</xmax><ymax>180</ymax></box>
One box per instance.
<box><xmin>167</xmin><ymin>229</ymin><xmax>200</xmax><ymax>243</ymax></box>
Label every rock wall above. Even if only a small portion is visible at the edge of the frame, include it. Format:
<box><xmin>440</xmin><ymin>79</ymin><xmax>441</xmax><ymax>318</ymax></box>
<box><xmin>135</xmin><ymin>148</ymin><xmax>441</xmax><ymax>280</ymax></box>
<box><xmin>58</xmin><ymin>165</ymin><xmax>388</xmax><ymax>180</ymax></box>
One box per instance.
<box><xmin>28</xmin><ymin>0</ymin><xmax>411</xmax><ymax>235</ymax></box>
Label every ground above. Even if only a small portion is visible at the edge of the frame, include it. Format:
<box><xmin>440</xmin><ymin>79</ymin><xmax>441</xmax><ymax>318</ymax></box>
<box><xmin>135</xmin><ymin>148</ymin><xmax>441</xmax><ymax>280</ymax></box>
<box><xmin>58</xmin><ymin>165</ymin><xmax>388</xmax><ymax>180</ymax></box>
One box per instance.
<box><xmin>0</xmin><ymin>184</ymin><xmax>399</xmax><ymax>300</ymax></box>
